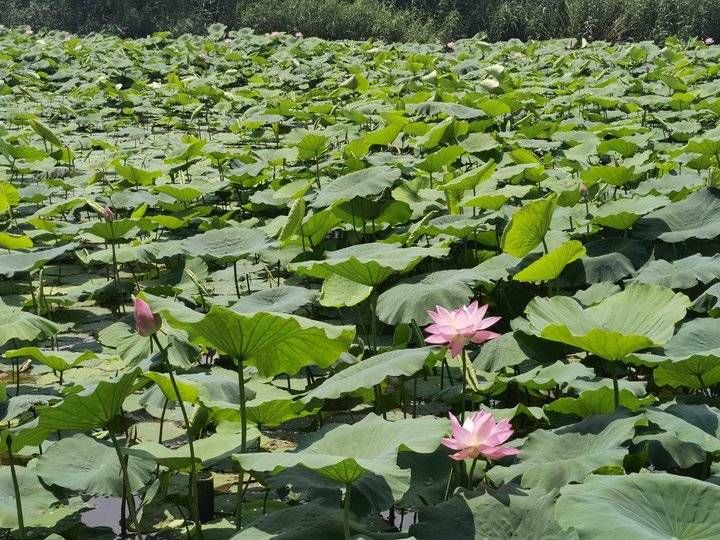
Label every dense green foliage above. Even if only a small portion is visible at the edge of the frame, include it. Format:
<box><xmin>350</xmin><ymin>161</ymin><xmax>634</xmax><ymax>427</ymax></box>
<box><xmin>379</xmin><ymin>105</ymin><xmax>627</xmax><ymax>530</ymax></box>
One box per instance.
<box><xmin>3</xmin><ymin>26</ymin><xmax>720</xmax><ymax>539</ymax></box>
<box><xmin>2</xmin><ymin>0</ymin><xmax>720</xmax><ymax>41</ymax></box>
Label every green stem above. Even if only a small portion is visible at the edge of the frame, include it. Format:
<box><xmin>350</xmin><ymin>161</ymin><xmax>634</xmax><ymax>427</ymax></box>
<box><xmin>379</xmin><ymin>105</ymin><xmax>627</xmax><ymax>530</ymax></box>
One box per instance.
<box><xmin>233</xmin><ymin>262</ymin><xmax>241</xmax><ymax>299</ymax></box>
<box><xmin>467</xmin><ymin>457</ymin><xmax>479</xmax><ymax>489</ymax></box>
<box><xmin>152</xmin><ymin>335</ymin><xmax>202</xmax><ymax>537</ymax></box>
<box><xmin>109</xmin><ymin>222</ymin><xmax>119</xmax><ymax>286</ymax></box>
<box><xmin>369</xmin><ymin>292</ymin><xmax>378</xmax><ymax>353</ymax></box>
<box><xmin>460</xmin><ymin>350</ymin><xmax>468</xmax><ymax>423</ymax></box>
<box><xmin>235</xmin><ymin>357</ymin><xmax>248</xmax><ymax>529</ymax></box>
<box><xmin>109</xmin><ymin>431</ymin><xmax>143</xmax><ymax>540</ymax></box>
<box><xmin>7</xmin><ymin>438</ymin><xmax>25</xmax><ymax>540</ymax></box>
<box><xmin>343</xmin><ymin>483</ymin><xmax>352</xmax><ymax>540</ymax></box>
<box><xmin>611</xmin><ymin>363</ymin><xmax>620</xmax><ymax>410</ymax></box>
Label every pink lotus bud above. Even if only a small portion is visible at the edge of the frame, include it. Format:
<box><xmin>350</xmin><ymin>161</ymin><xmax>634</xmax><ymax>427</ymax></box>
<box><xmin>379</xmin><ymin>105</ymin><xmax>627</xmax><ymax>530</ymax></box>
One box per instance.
<box><xmin>579</xmin><ymin>183</ymin><xmax>589</xmax><ymax>197</ymax></box>
<box><xmin>133</xmin><ymin>297</ymin><xmax>162</xmax><ymax>337</ymax></box>
<box><xmin>102</xmin><ymin>207</ymin><xmax>115</xmax><ymax>222</ymax></box>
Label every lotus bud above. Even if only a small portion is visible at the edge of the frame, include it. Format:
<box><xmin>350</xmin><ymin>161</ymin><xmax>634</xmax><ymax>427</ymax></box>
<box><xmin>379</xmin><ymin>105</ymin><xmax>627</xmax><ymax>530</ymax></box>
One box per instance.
<box><xmin>101</xmin><ymin>207</ymin><xmax>115</xmax><ymax>222</ymax></box>
<box><xmin>579</xmin><ymin>182</ymin><xmax>589</xmax><ymax>198</ymax></box>
<box><xmin>133</xmin><ymin>296</ymin><xmax>162</xmax><ymax>337</ymax></box>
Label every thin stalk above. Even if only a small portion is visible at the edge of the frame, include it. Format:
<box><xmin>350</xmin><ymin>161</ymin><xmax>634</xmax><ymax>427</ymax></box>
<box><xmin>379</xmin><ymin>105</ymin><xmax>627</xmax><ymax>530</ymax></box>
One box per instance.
<box><xmin>233</xmin><ymin>262</ymin><xmax>241</xmax><ymax>299</ymax></box>
<box><xmin>467</xmin><ymin>457</ymin><xmax>479</xmax><ymax>489</ymax></box>
<box><xmin>152</xmin><ymin>335</ymin><xmax>202</xmax><ymax>538</ymax></box>
<box><xmin>611</xmin><ymin>364</ymin><xmax>620</xmax><ymax>410</ymax></box>
<box><xmin>235</xmin><ymin>357</ymin><xmax>248</xmax><ymax>530</ymax></box>
<box><xmin>460</xmin><ymin>350</ymin><xmax>468</xmax><ymax>423</ymax></box>
<box><xmin>7</xmin><ymin>438</ymin><xmax>25</xmax><ymax>540</ymax></box>
<box><xmin>109</xmin><ymin>431</ymin><xmax>142</xmax><ymax>540</ymax></box>
<box><xmin>343</xmin><ymin>483</ymin><xmax>352</xmax><ymax>540</ymax></box>
<box><xmin>109</xmin><ymin>222</ymin><xmax>119</xmax><ymax>286</ymax></box>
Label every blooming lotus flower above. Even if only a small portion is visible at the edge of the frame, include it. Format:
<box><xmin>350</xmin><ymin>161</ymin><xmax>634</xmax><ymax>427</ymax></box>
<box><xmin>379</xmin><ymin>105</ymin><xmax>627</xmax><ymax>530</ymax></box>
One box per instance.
<box><xmin>425</xmin><ymin>301</ymin><xmax>501</xmax><ymax>357</ymax></box>
<box><xmin>446</xmin><ymin>41</ymin><xmax>456</xmax><ymax>50</ymax></box>
<box><xmin>705</xmin><ymin>37</ymin><xmax>715</xmax><ymax>45</ymax></box>
<box><xmin>295</xmin><ymin>32</ymin><xmax>304</xmax><ymax>38</ymax></box>
<box><xmin>133</xmin><ymin>296</ymin><xmax>162</xmax><ymax>337</ymax></box>
<box><xmin>102</xmin><ymin>207</ymin><xmax>115</xmax><ymax>222</ymax></box>
<box><xmin>441</xmin><ymin>411</ymin><xmax>519</xmax><ymax>461</ymax></box>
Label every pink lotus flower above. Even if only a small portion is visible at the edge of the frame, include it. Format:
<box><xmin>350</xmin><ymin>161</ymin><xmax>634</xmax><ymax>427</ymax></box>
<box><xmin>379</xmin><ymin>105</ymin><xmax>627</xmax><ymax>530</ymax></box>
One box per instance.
<box><xmin>446</xmin><ymin>41</ymin><xmax>456</xmax><ymax>50</ymax></box>
<box><xmin>134</xmin><ymin>297</ymin><xmax>162</xmax><ymax>337</ymax></box>
<box><xmin>295</xmin><ymin>32</ymin><xmax>304</xmax><ymax>38</ymax></box>
<box><xmin>705</xmin><ymin>37</ymin><xmax>715</xmax><ymax>45</ymax></box>
<box><xmin>270</xmin><ymin>31</ymin><xmax>283</xmax><ymax>38</ymax></box>
<box><xmin>441</xmin><ymin>411</ymin><xmax>519</xmax><ymax>461</ymax></box>
<box><xmin>425</xmin><ymin>301</ymin><xmax>501</xmax><ymax>357</ymax></box>
<box><xmin>102</xmin><ymin>207</ymin><xmax>115</xmax><ymax>222</ymax></box>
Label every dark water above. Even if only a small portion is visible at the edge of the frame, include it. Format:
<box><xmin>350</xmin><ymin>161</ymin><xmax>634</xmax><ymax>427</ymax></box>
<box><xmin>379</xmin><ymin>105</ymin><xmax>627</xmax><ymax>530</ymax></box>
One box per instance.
<box><xmin>81</xmin><ymin>496</ymin><xmax>142</xmax><ymax>536</ymax></box>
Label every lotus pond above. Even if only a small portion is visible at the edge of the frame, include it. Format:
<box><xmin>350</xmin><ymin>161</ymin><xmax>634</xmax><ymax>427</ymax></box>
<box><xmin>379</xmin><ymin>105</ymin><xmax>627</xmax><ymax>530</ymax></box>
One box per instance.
<box><xmin>2</xmin><ymin>25</ymin><xmax>720</xmax><ymax>539</ymax></box>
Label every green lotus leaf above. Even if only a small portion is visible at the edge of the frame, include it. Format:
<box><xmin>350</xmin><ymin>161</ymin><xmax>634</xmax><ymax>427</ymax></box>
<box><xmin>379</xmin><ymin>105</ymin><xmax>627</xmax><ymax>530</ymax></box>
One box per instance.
<box><xmin>628</xmin><ymin>318</ymin><xmax>720</xmax><ymax>386</ymax></box>
<box><xmin>560</xmin><ymin>238</ymin><xmax>651</xmax><ymax>285</ymax></box>
<box><xmin>438</xmin><ymin>159</ymin><xmax>496</xmax><ymax>192</ymax></box>
<box><xmin>144</xmin><ymin>371</ymin><xmax>199</xmax><ymax>403</ymax></box>
<box><xmin>232</xmin><ymin>285</ymin><xmax>317</xmax><ymax>314</ymax></box>
<box><xmin>416</xmin><ymin>145</ymin><xmax>465</xmax><ymax>174</ymax></box>
<box><xmin>514</xmin><ymin>240</ymin><xmax>586</xmax><ymax>282</ymax></box>
<box><xmin>410</xmin><ymin>489</ymin><xmax>568</xmax><ymax>540</ymax></box>
<box><xmin>278</xmin><ymin>197</ymin><xmax>305</xmax><ymax>241</ymax></box>
<box><xmin>311</xmin><ymin>165</ymin><xmax>401</xmax><ymax>209</ymax></box>
<box><xmin>645</xmin><ymin>404</ymin><xmax>720</xmax><ymax>453</ymax></box>
<box><xmin>113</xmin><ymin>162</ymin><xmax>163</xmax><ymax>186</ymax></box>
<box><xmin>235</xmin><ymin>413</ymin><xmax>447</xmax><ymax>488</ymax></box>
<box><xmin>318</xmin><ymin>273</ymin><xmax>373</xmax><ymax>307</ymax></box>
<box><xmin>461</xmin><ymin>183</ymin><xmax>535</xmax><ymax>210</ymax></box>
<box><xmin>634</xmin><ymin>188</ymin><xmax>720</xmax><ymax>242</ymax></box>
<box><xmin>546</xmin><ymin>386</ymin><xmax>655</xmax><ymax>418</ymax></box>
<box><xmin>525</xmin><ymin>283</ymin><xmax>690</xmax><ymax>360</ymax></box>
<box><xmin>632</xmin><ymin>254</ymin><xmax>720</xmax><ymax>289</ymax></box>
<box><xmin>181</xmin><ymin>226</ymin><xmax>271</xmax><ymax>260</ymax></box>
<box><xmin>580</xmin><ymin>165</ymin><xmax>636</xmax><ymax>186</ymax></box>
<box><xmin>0</xmin><ymin>394</ymin><xmax>59</xmax><ymax>424</ymax></box>
<box><xmin>302</xmin><ymin>347</ymin><xmax>443</xmax><ymax>403</ymax></box>
<box><xmin>0</xmin><ymin>243</ymin><xmax>76</xmax><ymax>277</ymax></box>
<box><xmin>376</xmin><ymin>268</ymin><xmax>481</xmax><ymax>325</ymax></box>
<box><xmin>159</xmin><ymin>304</ymin><xmax>354</xmax><ymax>376</ymax></box>
<box><xmin>290</xmin><ymin>242</ymin><xmax>448</xmax><ymax>286</ymax></box>
<box><xmin>125</xmin><ymin>431</ymin><xmax>251</xmax><ymax>472</ymax></box>
<box><xmin>488</xmin><ymin>415</ymin><xmax>638</xmax><ymax>490</ymax></box>
<box><xmin>0</xmin><ymin>466</ymin><xmax>83</xmax><ymax>529</ymax></box>
<box><xmin>243</xmin><ymin>381</ymin><xmax>314</xmax><ymax>427</ymax></box>
<box><xmin>37</xmin><ymin>370</ymin><xmax>141</xmax><ymax>431</ymax></box>
<box><xmin>0</xmin><ymin>232</ymin><xmax>33</xmax><ymax>250</ymax></box>
<box><xmin>555</xmin><ymin>473</ymin><xmax>720</xmax><ymax>540</ymax></box>
<box><xmin>86</xmin><ymin>219</ymin><xmax>139</xmax><ymax>242</ymax></box>
<box><xmin>5</xmin><ymin>347</ymin><xmax>95</xmax><ymax>372</ymax></box>
<box><xmin>592</xmin><ymin>195</ymin><xmax>668</xmax><ymax>230</ymax></box>
<box><xmin>0</xmin><ymin>302</ymin><xmax>60</xmax><ymax>347</ymax></box>
<box><xmin>36</xmin><ymin>433</ymin><xmax>154</xmax><ymax>496</ymax></box>
<box><xmin>501</xmin><ymin>194</ymin><xmax>557</xmax><ymax>257</ymax></box>
<box><xmin>508</xmin><ymin>361</ymin><xmax>595</xmax><ymax>392</ymax></box>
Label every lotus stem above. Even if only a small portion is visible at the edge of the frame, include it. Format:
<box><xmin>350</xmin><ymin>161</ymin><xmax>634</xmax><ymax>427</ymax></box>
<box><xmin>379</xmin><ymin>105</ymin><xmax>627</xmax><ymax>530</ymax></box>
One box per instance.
<box><xmin>152</xmin><ymin>335</ymin><xmax>202</xmax><ymax>538</ymax></box>
<box><xmin>467</xmin><ymin>457</ymin><xmax>480</xmax><ymax>489</ymax></box>
<box><xmin>460</xmin><ymin>351</ymin><xmax>468</xmax><ymax>423</ymax></box>
<box><xmin>7</xmin><ymin>438</ymin><xmax>25</xmax><ymax>540</ymax></box>
<box><xmin>343</xmin><ymin>483</ymin><xmax>352</xmax><ymax>540</ymax></box>
<box><xmin>233</xmin><ymin>262</ymin><xmax>241</xmax><ymax>299</ymax></box>
<box><xmin>611</xmin><ymin>364</ymin><xmax>620</xmax><ymax>410</ymax></box>
<box><xmin>109</xmin><ymin>431</ymin><xmax>143</xmax><ymax>540</ymax></box>
<box><xmin>236</xmin><ymin>358</ymin><xmax>248</xmax><ymax>452</ymax></box>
